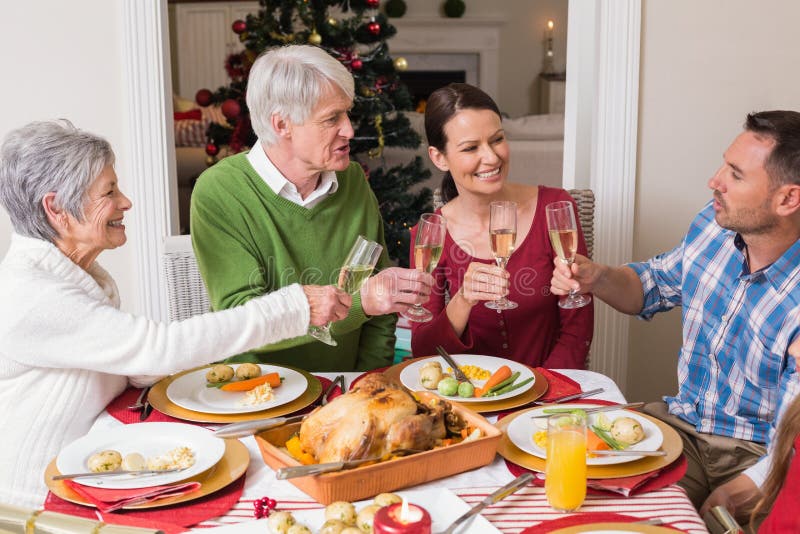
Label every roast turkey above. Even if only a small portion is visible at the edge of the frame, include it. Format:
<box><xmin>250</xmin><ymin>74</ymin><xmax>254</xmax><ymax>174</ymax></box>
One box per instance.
<box><xmin>299</xmin><ymin>374</ymin><xmax>457</xmax><ymax>463</ymax></box>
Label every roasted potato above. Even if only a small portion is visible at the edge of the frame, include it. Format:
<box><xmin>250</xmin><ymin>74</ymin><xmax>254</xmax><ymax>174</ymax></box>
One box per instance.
<box><xmin>205</xmin><ymin>364</ymin><xmax>234</xmax><ymax>383</ymax></box>
<box><xmin>235</xmin><ymin>363</ymin><xmax>262</xmax><ymax>380</ymax></box>
<box><xmin>87</xmin><ymin>450</ymin><xmax>122</xmax><ymax>472</ymax></box>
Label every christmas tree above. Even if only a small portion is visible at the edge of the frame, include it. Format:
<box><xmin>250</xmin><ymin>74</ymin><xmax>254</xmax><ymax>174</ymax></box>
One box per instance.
<box><xmin>195</xmin><ymin>0</ymin><xmax>432</xmax><ymax>265</ymax></box>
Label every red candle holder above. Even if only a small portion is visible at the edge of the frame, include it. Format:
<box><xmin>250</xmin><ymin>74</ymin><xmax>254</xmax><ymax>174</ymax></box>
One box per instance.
<box><xmin>373</xmin><ymin>502</ymin><xmax>432</xmax><ymax>534</ymax></box>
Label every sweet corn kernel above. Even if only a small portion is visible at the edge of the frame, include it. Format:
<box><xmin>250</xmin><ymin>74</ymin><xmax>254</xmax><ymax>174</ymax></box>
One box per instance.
<box><xmin>446</xmin><ymin>365</ymin><xmax>490</xmax><ymax>380</ymax></box>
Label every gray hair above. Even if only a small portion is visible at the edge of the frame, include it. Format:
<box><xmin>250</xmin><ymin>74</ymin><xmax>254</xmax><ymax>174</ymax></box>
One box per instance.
<box><xmin>0</xmin><ymin>120</ymin><xmax>115</xmax><ymax>242</ymax></box>
<box><xmin>246</xmin><ymin>45</ymin><xmax>355</xmax><ymax>146</ymax></box>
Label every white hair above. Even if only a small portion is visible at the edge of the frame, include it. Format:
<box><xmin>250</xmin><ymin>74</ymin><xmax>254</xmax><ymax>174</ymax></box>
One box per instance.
<box><xmin>246</xmin><ymin>45</ymin><xmax>355</xmax><ymax>146</ymax></box>
<box><xmin>0</xmin><ymin>120</ymin><xmax>114</xmax><ymax>242</ymax></box>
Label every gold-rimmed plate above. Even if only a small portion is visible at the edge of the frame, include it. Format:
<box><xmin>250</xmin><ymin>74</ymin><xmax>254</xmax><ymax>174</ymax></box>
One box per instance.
<box><xmin>148</xmin><ymin>364</ymin><xmax>322</xmax><ymax>423</ymax></box>
<box><xmin>45</xmin><ymin>438</ymin><xmax>249</xmax><ymax>509</ymax></box>
<box><xmin>382</xmin><ymin>357</ymin><xmax>548</xmax><ymax>413</ymax></box>
<box><xmin>495</xmin><ymin>407</ymin><xmax>683</xmax><ymax>478</ymax></box>
<box><xmin>550</xmin><ymin>523</ymin><xmax>679</xmax><ymax>533</ymax></box>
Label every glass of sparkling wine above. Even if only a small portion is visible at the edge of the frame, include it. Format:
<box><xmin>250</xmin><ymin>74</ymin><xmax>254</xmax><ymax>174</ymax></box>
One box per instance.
<box><xmin>545</xmin><ymin>412</ymin><xmax>587</xmax><ymax>512</ymax></box>
<box><xmin>401</xmin><ymin>213</ymin><xmax>447</xmax><ymax>323</ymax></box>
<box><xmin>486</xmin><ymin>200</ymin><xmax>518</xmax><ymax>310</ymax></box>
<box><xmin>308</xmin><ymin>235</ymin><xmax>383</xmax><ymax>346</ymax></box>
<box><xmin>545</xmin><ymin>201</ymin><xmax>592</xmax><ymax>309</ymax></box>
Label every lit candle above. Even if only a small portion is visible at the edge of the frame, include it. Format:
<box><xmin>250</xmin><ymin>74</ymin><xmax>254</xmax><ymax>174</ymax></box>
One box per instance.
<box><xmin>546</xmin><ymin>19</ymin><xmax>555</xmax><ymax>39</ymax></box>
<box><xmin>373</xmin><ymin>498</ymin><xmax>432</xmax><ymax>534</ymax></box>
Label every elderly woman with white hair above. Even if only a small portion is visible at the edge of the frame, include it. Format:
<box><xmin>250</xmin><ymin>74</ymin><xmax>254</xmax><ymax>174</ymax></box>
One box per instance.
<box><xmin>0</xmin><ymin>119</ymin><xmax>351</xmax><ymax>508</ymax></box>
<box><xmin>191</xmin><ymin>44</ymin><xmax>433</xmax><ymax>371</ymax></box>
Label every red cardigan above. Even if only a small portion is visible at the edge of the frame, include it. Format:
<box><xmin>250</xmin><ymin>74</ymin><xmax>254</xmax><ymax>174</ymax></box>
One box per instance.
<box><xmin>759</xmin><ymin>434</ymin><xmax>800</xmax><ymax>533</ymax></box>
<box><xmin>410</xmin><ymin>186</ymin><xmax>593</xmax><ymax>368</ymax></box>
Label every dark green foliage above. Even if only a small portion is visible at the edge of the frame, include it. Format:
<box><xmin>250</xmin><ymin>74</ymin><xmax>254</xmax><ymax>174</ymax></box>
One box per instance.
<box><xmin>202</xmin><ymin>0</ymin><xmax>431</xmax><ymax>262</ymax></box>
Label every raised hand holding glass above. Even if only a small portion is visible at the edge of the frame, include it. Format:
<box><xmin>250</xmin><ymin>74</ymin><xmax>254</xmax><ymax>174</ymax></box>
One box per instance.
<box><xmin>308</xmin><ymin>235</ymin><xmax>383</xmax><ymax>346</ymax></box>
<box><xmin>545</xmin><ymin>200</ymin><xmax>592</xmax><ymax>309</ymax></box>
<box><xmin>401</xmin><ymin>213</ymin><xmax>446</xmax><ymax>323</ymax></box>
<box><xmin>486</xmin><ymin>200</ymin><xmax>518</xmax><ymax>310</ymax></box>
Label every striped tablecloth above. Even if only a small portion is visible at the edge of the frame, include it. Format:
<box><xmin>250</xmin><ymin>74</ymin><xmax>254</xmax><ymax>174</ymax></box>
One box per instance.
<box><xmin>196</xmin><ymin>484</ymin><xmax>708</xmax><ymax>533</ymax></box>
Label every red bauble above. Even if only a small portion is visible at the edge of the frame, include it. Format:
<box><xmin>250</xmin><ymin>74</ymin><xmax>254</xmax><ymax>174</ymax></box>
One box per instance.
<box><xmin>221</xmin><ymin>98</ymin><xmax>241</xmax><ymax>120</ymax></box>
<box><xmin>366</xmin><ymin>0</ymin><xmax>380</xmax><ymax>6</ymax></box>
<box><xmin>367</xmin><ymin>21</ymin><xmax>381</xmax><ymax>35</ymax></box>
<box><xmin>205</xmin><ymin>143</ymin><xmax>220</xmax><ymax>156</ymax></box>
<box><xmin>232</xmin><ymin>19</ymin><xmax>247</xmax><ymax>34</ymax></box>
<box><xmin>351</xmin><ymin>58</ymin><xmax>363</xmax><ymax>70</ymax></box>
<box><xmin>195</xmin><ymin>88</ymin><xmax>213</xmax><ymax>107</ymax></box>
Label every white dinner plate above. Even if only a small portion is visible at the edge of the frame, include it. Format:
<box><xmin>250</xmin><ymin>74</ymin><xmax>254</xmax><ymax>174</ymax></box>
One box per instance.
<box><xmin>506</xmin><ymin>403</ymin><xmax>664</xmax><ymax>465</ymax></box>
<box><xmin>399</xmin><ymin>354</ymin><xmax>534</xmax><ymax>402</ymax></box>
<box><xmin>166</xmin><ymin>364</ymin><xmax>307</xmax><ymax>414</ymax></box>
<box><xmin>197</xmin><ymin>488</ymin><xmax>500</xmax><ymax>533</ymax></box>
<box><xmin>56</xmin><ymin>422</ymin><xmax>225</xmax><ymax>489</ymax></box>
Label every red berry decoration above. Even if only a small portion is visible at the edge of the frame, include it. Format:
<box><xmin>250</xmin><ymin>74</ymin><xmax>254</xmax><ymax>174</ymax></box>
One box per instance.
<box><xmin>351</xmin><ymin>58</ymin><xmax>363</xmax><ymax>70</ymax></box>
<box><xmin>232</xmin><ymin>19</ymin><xmax>247</xmax><ymax>34</ymax></box>
<box><xmin>205</xmin><ymin>143</ymin><xmax>219</xmax><ymax>156</ymax></box>
<box><xmin>221</xmin><ymin>98</ymin><xmax>241</xmax><ymax>120</ymax></box>
<box><xmin>367</xmin><ymin>21</ymin><xmax>381</xmax><ymax>35</ymax></box>
<box><xmin>195</xmin><ymin>88</ymin><xmax>213</xmax><ymax>107</ymax></box>
<box><xmin>253</xmin><ymin>496</ymin><xmax>277</xmax><ymax>519</ymax></box>
<box><xmin>366</xmin><ymin>0</ymin><xmax>380</xmax><ymax>6</ymax></box>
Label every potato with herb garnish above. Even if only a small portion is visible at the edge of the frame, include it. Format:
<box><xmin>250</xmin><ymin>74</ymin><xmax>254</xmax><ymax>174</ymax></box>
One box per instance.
<box><xmin>235</xmin><ymin>362</ymin><xmax>261</xmax><ymax>379</ymax></box>
<box><xmin>205</xmin><ymin>364</ymin><xmax>234</xmax><ymax>383</ymax></box>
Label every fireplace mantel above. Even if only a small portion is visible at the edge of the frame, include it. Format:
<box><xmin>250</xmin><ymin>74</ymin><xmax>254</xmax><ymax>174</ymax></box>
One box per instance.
<box><xmin>389</xmin><ymin>16</ymin><xmax>505</xmax><ymax>100</ymax></box>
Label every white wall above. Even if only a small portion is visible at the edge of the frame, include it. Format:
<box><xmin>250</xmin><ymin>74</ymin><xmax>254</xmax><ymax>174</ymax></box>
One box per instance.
<box><xmin>390</xmin><ymin>0</ymin><xmax>568</xmax><ymax>116</ymax></box>
<box><xmin>0</xmin><ymin>1</ymin><xmax>140</xmax><ymax>313</ymax></box>
<box><xmin>626</xmin><ymin>0</ymin><xmax>800</xmax><ymax>400</ymax></box>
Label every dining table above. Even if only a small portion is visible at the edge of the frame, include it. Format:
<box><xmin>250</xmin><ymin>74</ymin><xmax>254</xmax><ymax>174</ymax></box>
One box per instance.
<box><xmin>77</xmin><ymin>368</ymin><xmax>710</xmax><ymax>533</ymax></box>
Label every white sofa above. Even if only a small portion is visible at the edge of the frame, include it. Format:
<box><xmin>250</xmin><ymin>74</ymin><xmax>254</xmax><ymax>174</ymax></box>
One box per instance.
<box><xmin>372</xmin><ymin>111</ymin><xmax>565</xmax><ymax>193</ymax></box>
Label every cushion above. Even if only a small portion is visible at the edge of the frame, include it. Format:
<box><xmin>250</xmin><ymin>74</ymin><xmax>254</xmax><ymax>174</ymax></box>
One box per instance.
<box><xmin>502</xmin><ymin>113</ymin><xmax>564</xmax><ymax>141</ymax></box>
<box><xmin>173</xmin><ymin>93</ymin><xmax>199</xmax><ymax>113</ymax></box>
<box><xmin>173</xmin><ymin>106</ymin><xmax>228</xmax><ymax>147</ymax></box>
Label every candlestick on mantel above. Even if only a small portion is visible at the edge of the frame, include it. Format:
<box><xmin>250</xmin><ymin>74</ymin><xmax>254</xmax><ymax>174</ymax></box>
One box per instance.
<box><xmin>373</xmin><ymin>499</ymin><xmax>432</xmax><ymax>534</ymax></box>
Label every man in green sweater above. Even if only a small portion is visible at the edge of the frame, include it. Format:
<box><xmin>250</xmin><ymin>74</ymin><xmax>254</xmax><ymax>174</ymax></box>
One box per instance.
<box><xmin>191</xmin><ymin>45</ymin><xmax>433</xmax><ymax>372</ymax></box>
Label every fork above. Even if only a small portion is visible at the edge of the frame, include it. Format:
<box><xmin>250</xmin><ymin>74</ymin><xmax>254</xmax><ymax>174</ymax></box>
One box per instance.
<box><xmin>435</xmin><ymin>346</ymin><xmax>475</xmax><ymax>388</ymax></box>
<box><xmin>321</xmin><ymin>375</ymin><xmax>345</xmax><ymax>406</ymax></box>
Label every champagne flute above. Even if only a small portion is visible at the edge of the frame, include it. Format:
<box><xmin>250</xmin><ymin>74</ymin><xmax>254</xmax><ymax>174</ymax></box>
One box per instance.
<box><xmin>486</xmin><ymin>200</ymin><xmax>518</xmax><ymax>310</ymax></box>
<box><xmin>545</xmin><ymin>200</ymin><xmax>592</xmax><ymax>309</ymax></box>
<box><xmin>401</xmin><ymin>213</ymin><xmax>447</xmax><ymax>323</ymax></box>
<box><xmin>308</xmin><ymin>235</ymin><xmax>383</xmax><ymax>346</ymax></box>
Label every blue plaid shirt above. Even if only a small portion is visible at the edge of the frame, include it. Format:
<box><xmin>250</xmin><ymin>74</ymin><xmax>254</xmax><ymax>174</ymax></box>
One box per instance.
<box><xmin>628</xmin><ymin>203</ymin><xmax>800</xmax><ymax>485</ymax></box>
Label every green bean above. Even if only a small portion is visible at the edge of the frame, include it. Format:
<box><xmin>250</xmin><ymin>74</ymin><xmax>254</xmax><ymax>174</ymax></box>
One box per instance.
<box><xmin>485</xmin><ymin>371</ymin><xmax>521</xmax><ymax>395</ymax></box>
<box><xmin>591</xmin><ymin>425</ymin><xmax>626</xmax><ymax>450</ymax></box>
<box><xmin>486</xmin><ymin>376</ymin><xmax>534</xmax><ymax>396</ymax></box>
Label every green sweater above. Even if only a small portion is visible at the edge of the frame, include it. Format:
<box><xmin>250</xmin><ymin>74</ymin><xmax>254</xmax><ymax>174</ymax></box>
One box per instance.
<box><xmin>190</xmin><ymin>154</ymin><xmax>396</xmax><ymax>372</ymax></box>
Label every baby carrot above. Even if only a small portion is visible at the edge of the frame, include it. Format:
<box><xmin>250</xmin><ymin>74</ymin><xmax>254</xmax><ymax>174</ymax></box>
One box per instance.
<box><xmin>474</xmin><ymin>365</ymin><xmax>512</xmax><ymax>397</ymax></box>
<box><xmin>220</xmin><ymin>372</ymin><xmax>281</xmax><ymax>392</ymax></box>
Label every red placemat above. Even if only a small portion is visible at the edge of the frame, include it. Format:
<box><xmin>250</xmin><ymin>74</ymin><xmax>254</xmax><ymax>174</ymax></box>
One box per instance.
<box><xmin>521</xmin><ymin>512</ymin><xmax>682</xmax><ymax>533</ymax></box>
<box><xmin>44</xmin><ymin>472</ymin><xmax>245</xmax><ymax>533</ymax></box>
<box><xmin>63</xmin><ymin>480</ymin><xmax>201</xmax><ymax>513</ymax></box>
<box><xmin>534</xmin><ymin>367</ymin><xmax>582</xmax><ymax>401</ymax></box>
<box><xmin>108</xmin><ymin>375</ymin><xmax>341</xmax><ymax>424</ymax></box>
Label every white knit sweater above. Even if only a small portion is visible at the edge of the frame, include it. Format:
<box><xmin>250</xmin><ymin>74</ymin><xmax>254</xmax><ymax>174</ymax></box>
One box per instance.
<box><xmin>0</xmin><ymin>234</ymin><xmax>310</xmax><ymax>508</ymax></box>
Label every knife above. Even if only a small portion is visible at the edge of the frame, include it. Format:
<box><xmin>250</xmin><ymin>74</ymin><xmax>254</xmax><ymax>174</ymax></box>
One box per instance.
<box><xmin>531</xmin><ymin>401</ymin><xmax>645</xmax><ymax>418</ymax></box>
<box><xmin>214</xmin><ymin>414</ymin><xmax>307</xmax><ymax>438</ymax></box>
<box><xmin>139</xmin><ymin>388</ymin><xmax>153</xmax><ymax>421</ymax></box>
<box><xmin>588</xmin><ymin>449</ymin><xmax>667</xmax><ymax>456</ymax></box>
<box><xmin>52</xmin><ymin>467</ymin><xmax>186</xmax><ymax>481</ymax></box>
<box><xmin>437</xmin><ymin>473</ymin><xmax>533</xmax><ymax>534</ymax></box>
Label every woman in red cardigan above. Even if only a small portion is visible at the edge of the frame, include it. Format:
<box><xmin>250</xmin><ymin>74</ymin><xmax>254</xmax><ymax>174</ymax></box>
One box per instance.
<box><xmin>409</xmin><ymin>83</ymin><xmax>593</xmax><ymax>368</ymax></box>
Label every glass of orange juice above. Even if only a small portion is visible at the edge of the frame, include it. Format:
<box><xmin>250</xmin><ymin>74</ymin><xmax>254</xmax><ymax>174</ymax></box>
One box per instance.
<box><xmin>545</xmin><ymin>412</ymin><xmax>587</xmax><ymax>512</ymax></box>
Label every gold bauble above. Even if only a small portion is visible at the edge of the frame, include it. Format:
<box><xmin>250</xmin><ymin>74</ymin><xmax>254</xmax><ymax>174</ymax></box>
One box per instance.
<box><xmin>308</xmin><ymin>31</ymin><xmax>322</xmax><ymax>45</ymax></box>
<box><xmin>327</xmin><ymin>17</ymin><xmax>338</xmax><ymax>27</ymax></box>
<box><xmin>238</xmin><ymin>32</ymin><xmax>248</xmax><ymax>42</ymax></box>
<box><xmin>393</xmin><ymin>56</ymin><xmax>408</xmax><ymax>71</ymax></box>
<box><xmin>205</xmin><ymin>155</ymin><xmax>217</xmax><ymax>166</ymax></box>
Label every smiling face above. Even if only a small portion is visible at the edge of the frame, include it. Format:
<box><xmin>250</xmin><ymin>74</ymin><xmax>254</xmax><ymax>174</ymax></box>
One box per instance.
<box><xmin>285</xmin><ymin>83</ymin><xmax>354</xmax><ymax>175</ymax></box>
<box><xmin>708</xmin><ymin>131</ymin><xmax>779</xmax><ymax>235</ymax></box>
<box><xmin>60</xmin><ymin>165</ymin><xmax>132</xmax><ymax>265</ymax></box>
<box><xmin>428</xmin><ymin>108</ymin><xmax>509</xmax><ymax>196</ymax></box>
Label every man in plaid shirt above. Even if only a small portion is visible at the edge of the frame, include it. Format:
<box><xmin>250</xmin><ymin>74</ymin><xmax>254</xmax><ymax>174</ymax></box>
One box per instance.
<box><xmin>551</xmin><ymin>110</ymin><xmax>800</xmax><ymax>524</ymax></box>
